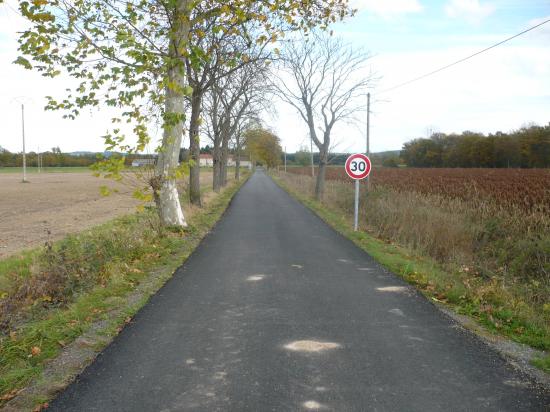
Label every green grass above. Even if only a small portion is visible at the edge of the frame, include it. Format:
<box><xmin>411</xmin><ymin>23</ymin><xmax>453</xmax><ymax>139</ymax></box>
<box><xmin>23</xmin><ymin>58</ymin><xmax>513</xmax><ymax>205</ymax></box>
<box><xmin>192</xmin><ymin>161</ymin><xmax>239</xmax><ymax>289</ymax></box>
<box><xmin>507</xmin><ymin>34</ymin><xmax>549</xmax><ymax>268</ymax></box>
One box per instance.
<box><xmin>271</xmin><ymin>173</ymin><xmax>550</xmax><ymax>372</ymax></box>
<box><xmin>0</xmin><ymin>175</ymin><xmax>248</xmax><ymax>406</ymax></box>
<box><xmin>532</xmin><ymin>355</ymin><xmax>550</xmax><ymax>374</ymax></box>
<box><xmin>0</xmin><ymin>252</ymin><xmax>37</xmax><ymax>305</ymax></box>
<box><xmin>0</xmin><ymin>167</ymin><xmax>92</xmax><ymax>174</ymax></box>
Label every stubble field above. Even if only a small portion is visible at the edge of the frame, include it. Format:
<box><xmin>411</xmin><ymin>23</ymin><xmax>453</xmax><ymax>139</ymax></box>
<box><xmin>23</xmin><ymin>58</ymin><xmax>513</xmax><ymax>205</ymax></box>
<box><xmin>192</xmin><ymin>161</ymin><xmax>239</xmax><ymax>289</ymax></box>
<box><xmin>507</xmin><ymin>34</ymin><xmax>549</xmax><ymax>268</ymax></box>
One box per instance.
<box><xmin>0</xmin><ymin>172</ymin><xmax>140</xmax><ymax>258</ymax></box>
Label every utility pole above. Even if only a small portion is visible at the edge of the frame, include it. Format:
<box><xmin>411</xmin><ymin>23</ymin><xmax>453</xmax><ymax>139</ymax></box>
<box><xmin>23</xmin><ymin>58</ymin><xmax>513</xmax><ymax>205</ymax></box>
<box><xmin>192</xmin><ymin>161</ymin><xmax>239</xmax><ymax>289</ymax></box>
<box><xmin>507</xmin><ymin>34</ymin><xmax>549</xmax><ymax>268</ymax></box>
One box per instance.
<box><xmin>366</xmin><ymin>92</ymin><xmax>371</xmax><ymax>190</ymax></box>
<box><xmin>284</xmin><ymin>147</ymin><xmax>287</xmax><ymax>172</ymax></box>
<box><xmin>21</xmin><ymin>104</ymin><xmax>28</xmax><ymax>183</ymax></box>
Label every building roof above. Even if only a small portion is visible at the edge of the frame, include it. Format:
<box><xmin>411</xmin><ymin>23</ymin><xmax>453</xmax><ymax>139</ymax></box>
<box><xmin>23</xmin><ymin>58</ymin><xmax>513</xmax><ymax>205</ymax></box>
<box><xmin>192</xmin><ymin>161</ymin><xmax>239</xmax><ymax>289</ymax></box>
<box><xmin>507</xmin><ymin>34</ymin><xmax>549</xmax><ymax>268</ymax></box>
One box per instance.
<box><xmin>199</xmin><ymin>154</ymin><xmax>213</xmax><ymax>159</ymax></box>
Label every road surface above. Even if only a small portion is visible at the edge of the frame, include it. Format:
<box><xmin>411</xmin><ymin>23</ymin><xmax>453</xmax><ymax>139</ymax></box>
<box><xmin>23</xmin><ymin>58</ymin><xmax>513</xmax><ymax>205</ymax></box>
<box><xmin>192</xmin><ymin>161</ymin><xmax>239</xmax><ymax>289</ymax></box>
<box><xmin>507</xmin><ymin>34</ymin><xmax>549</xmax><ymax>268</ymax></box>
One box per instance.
<box><xmin>49</xmin><ymin>171</ymin><xmax>549</xmax><ymax>411</ymax></box>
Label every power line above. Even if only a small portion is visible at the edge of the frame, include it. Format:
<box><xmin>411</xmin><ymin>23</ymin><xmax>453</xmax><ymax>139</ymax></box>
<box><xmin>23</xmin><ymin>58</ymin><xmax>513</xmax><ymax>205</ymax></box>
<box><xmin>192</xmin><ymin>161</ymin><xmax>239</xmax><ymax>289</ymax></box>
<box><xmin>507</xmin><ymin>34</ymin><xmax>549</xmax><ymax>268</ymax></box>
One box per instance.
<box><xmin>378</xmin><ymin>17</ymin><xmax>550</xmax><ymax>94</ymax></box>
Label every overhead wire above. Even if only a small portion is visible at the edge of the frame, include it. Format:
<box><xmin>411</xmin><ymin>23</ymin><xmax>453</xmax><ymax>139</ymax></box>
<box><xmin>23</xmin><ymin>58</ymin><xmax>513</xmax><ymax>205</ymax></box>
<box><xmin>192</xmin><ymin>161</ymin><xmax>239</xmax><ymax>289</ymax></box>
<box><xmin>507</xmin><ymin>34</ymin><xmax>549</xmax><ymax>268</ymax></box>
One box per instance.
<box><xmin>377</xmin><ymin>17</ymin><xmax>550</xmax><ymax>95</ymax></box>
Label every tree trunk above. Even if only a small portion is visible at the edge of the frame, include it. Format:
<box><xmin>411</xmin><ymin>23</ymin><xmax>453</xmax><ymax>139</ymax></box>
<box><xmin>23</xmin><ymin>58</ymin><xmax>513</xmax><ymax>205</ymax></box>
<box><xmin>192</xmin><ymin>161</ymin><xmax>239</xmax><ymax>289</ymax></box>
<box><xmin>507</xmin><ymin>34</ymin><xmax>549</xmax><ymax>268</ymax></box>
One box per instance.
<box><xmin>315</xmin><ymin>149</ymin><xmax>328</xmax><ymax>201</ymax></box>
<box><xmin>153</xmin><ymin>0</ymin><xmax>190</xmax><ymax>227</ymax></box>
<box><xmin>154</xmin><ymin>85</ymin><xmax>187</xmax><ymax>226</ymax></box>
<box><xmin>235</xmin><ymin>135</ymin><xmax>241</xmax><ymax>181</ymax></box>
<box><xmin>212</xmin><ymin>141</ymin><xmax>222</xmax><ymax>192</ymax></box>
<box><xmin>220</xmin><ymin>123</ymin><xmax>231</xmax><ymax>187</ymax></box>
<box><xmin>188</xmin><ymin>89</ymin><xmax>202</xmax><ymax>206</ymax></box>
<box><xmin>220</xmin><ymin>145</ymin><xmax>229</xmax><ymax>186</ymax></box>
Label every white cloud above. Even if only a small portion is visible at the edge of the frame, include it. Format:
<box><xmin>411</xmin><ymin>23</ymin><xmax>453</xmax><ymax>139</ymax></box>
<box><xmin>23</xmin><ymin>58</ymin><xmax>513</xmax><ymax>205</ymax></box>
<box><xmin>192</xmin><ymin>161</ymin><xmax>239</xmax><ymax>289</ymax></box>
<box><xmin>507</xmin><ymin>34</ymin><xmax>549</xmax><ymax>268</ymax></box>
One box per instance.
<box><xmin>445</xmin><ymin>0</ymin><xmax>495</xmax><ymax>24</ymax></box>
<box><xmin>352</xmin><ymin>0</ymin><xmax>423</xmax><ymax>17</ymax></box>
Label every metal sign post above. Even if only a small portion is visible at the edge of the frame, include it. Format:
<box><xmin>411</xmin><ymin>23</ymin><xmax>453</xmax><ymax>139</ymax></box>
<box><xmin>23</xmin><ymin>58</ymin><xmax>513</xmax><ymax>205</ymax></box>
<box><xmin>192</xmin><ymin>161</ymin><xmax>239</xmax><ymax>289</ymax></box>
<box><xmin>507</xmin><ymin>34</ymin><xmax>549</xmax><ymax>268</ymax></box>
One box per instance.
<box><xmin>354</xmin><ymin>179</ymin><xmax>360</xmax><ymax>231</ymax></box>
<box><xmin>345</xmin><ymin>154</ymin><xmax>372</xmax><ymax>232</ymax></box>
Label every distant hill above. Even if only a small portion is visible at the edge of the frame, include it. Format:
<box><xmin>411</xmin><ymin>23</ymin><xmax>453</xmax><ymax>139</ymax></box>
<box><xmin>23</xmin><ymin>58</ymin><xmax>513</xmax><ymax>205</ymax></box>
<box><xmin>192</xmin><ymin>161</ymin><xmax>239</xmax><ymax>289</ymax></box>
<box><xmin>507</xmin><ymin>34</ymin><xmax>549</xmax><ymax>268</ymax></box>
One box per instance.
<box><xmin>68</xmin><ymin>151</ymin><xmax>96</xmax><ymax>157</ymax></box>
<box><xmin>373</xmin><ymin>150</ymin><xmax>401</xmax><ymax>158</ymax></box>
<box><xmin>67</xmin><ymin>151</ymin><xmax>126</xmax><ymax>158</ymax></box>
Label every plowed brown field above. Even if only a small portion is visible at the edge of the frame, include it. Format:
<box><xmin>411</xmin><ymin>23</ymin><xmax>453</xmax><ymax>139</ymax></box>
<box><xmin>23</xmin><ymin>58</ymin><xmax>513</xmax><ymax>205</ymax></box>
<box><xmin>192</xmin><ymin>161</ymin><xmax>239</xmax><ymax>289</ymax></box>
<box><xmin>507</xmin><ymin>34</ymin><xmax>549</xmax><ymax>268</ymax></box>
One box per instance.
<box><xmin>0</xmin><ymin>171</ymin><xmax>217</xmax><ymax>258</ymax></box>
<box><xmin>0</xmin><ymin>172</ymin><xmax>140</xmax><ymax>258</ymax></box>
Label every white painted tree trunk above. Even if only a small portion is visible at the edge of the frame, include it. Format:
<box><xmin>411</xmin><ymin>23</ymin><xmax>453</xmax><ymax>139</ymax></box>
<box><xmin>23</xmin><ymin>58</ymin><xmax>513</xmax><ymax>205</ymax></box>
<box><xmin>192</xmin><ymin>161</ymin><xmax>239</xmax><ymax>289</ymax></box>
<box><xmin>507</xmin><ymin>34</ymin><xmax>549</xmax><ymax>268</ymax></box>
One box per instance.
<box><xmin>153</xmin><ymin>0</ymin><xmax>190</xmax><ymax>228</ymax></box>
<box><xmin>154</xmin><ymin>76</ymin><xmax>188</xmax><ymax>227</ymax></box>
<box><xmin>157</xmin><ymin>178</ymin><xmax>186</xmax><ymax>227</ymax></box>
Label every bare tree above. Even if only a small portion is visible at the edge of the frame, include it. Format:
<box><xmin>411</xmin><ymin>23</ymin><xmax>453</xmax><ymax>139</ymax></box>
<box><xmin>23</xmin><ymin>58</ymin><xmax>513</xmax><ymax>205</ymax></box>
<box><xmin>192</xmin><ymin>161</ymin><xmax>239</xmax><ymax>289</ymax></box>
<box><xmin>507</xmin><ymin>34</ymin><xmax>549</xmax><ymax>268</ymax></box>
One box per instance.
<box><xmin>185</xmin><ymin>14</ymin><xmax>242</xmax><ymax>205</ymax></box>
<box><xmin>185</xmin><ymin>17</ymin><xmax>270</xmax><ymax>204</ymax></box>
<box><xmin>272</xmin><ymin>32</ymin><xmax>374</xmax><ymax>199</ymax></box>
<box><xmin>203</xmin><ymin>55</ymin><xmax>271</xmax><ymax>191</ymax></box>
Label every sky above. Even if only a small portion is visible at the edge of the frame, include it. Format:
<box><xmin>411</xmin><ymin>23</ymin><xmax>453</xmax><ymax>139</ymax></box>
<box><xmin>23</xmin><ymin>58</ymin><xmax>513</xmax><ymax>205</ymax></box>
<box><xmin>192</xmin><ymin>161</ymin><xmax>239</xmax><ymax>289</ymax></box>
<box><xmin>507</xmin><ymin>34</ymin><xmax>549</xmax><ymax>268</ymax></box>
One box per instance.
<box><xmin>0</xmin><ymin>0</ymin><xmax>549</xmax><ymax>154</ymax></box>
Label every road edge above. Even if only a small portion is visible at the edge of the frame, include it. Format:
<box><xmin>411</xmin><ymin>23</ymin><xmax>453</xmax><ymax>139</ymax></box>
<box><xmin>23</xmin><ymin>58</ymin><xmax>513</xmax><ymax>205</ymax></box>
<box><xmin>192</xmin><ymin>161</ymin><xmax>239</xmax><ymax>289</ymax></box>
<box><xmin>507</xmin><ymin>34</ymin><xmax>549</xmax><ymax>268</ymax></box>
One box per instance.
<box><xmin>269</xmin><ymin>172</ymin><xmax>550</xmax><ymax>392</ymax></box>
<box><xmin>1</xmin><ymin>174</ymin><xmax>251</xmax><ymax>412</ymax></box>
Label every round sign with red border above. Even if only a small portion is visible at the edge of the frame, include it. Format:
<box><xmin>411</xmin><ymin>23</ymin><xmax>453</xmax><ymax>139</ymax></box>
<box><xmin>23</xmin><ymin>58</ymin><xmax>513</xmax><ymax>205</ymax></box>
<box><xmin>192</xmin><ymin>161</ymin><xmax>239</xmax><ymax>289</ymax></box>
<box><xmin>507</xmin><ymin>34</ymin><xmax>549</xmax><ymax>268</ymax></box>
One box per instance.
<box><xmin>345</xmin><ymin>154</ymin><xmax>372</xmax><ymax>180</ymax></box>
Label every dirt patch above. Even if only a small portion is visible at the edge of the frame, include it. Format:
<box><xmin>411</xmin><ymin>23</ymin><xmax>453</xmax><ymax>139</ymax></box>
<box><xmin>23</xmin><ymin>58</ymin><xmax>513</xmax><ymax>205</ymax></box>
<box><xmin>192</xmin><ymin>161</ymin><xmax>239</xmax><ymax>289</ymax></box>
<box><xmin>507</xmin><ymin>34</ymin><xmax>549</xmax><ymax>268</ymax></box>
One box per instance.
<box><xmin>0</xmin><ymin>171</ymin><xmax>214</xmax><ymax>258</ymax></box>
<box><xmin>0</xmin><ymin>172</ymin><xmax>138</xmax><ymax>258</ymax></box>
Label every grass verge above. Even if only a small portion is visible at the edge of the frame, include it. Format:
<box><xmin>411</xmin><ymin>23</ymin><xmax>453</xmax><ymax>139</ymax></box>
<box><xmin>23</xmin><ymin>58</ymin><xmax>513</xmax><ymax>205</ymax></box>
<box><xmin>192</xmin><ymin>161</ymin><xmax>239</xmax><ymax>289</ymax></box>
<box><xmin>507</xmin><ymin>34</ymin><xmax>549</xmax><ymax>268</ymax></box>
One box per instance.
<box><xmin>271</xmin><ymin>172</ymin><xmax>550</xmax><ymax>375</ymax></box>
<box><xmin>0</xmin><ymin>174</ymin><xmax>249</xmax><ymax>408</ymax></box>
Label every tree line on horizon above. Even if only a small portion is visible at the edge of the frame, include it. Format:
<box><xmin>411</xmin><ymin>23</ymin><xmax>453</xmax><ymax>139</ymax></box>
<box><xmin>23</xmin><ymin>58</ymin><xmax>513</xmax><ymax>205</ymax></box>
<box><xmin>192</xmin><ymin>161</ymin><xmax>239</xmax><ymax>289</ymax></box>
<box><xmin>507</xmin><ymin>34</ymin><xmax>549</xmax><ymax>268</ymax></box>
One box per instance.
<box><xmin>0</xmin><ymin>148</ymin><xmax>158</xmax><ymax>168</ymax></box>
<box><xmin>0</xmin><ymin>137</ymin><xmax>281</xmax><ymax>169</ymax></box>
<box><xmin>400</xmin><ymin>124</ymin><xmax>550</xmax><ymax>168</ymax></box>
<box><xmin>4</xmin><ymin>123</ymin><xmax>548</xmax><ymax>170</ymax></box>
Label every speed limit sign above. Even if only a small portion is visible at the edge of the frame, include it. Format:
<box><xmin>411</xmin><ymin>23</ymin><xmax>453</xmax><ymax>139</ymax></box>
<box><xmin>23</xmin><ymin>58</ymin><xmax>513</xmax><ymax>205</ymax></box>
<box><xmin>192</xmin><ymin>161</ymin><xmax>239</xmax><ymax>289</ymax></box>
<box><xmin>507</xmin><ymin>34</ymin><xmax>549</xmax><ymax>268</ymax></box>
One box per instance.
<box><xmin>345</xmin><ymin>153</ymin><xmax>372</xmax><ymax>232</ymax></box>
<box><xmin>345</xmin><ymin>154</ymin><xmax>372</xmax><ymax>180</ymax></box>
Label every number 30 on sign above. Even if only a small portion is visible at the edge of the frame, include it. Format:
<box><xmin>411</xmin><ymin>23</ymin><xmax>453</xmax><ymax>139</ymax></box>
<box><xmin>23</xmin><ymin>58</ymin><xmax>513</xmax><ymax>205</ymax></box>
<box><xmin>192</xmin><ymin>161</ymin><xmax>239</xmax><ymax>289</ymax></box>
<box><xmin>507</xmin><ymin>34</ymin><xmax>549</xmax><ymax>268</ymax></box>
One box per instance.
<box><xmin>345</xmin><ymin>154</ymin><xmax>372</xmax><ymax>180</ymax></box>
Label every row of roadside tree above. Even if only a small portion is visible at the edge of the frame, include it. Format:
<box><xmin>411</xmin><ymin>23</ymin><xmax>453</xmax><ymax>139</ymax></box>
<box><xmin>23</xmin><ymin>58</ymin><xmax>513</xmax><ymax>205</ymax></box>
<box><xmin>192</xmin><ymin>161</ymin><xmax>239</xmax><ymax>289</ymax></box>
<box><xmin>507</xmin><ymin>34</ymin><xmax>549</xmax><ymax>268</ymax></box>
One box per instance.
<box><xmin>13</xmin><ymin>0</ymin><xmax>354</xmax><ymax>227</ymax></box>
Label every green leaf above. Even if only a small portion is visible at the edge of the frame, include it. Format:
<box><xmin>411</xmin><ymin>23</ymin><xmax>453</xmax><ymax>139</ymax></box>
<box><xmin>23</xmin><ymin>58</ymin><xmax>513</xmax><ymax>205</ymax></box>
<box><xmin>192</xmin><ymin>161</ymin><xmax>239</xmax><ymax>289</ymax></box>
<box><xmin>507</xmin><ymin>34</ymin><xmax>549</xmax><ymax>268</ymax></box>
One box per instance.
<box><xmin>13</xmin><ymin>56</ymin><xmax>33</xmax><ymax>69</ymax></box>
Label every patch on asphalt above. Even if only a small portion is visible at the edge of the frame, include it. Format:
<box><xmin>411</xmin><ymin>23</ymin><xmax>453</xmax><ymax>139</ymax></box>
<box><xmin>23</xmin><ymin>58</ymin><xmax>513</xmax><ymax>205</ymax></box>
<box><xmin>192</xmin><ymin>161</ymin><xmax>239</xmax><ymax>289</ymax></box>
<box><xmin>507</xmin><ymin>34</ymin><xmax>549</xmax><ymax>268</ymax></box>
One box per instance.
<box><xmin>246</xmin><ymin>274</ymin><xmax>266</xmax><ymax>282</ymax></box>
<box><xmin>357</xmin><ymin>267</ymin><xmax>373</xmax><ymax>271</ymax></box>
<box><xmin>503</xmin><ymin>379</ymin><xmax>531</xmax><ymax>388</ymax></box>
<box><xmin>303</xmin><ymin>400</ymin><xmax>327</xmax><ymax>410</ymax></box>
<box><xmin>406</xmin><ymin>335</ymin><xmax>424</xmax><ymax>342</ymax></box>
<box><xmin>389</xmin><ymin>308</ymin><xmax>405</xmax><ymax>317</ymax></box>
<box><xmin>213</xmin><ymin>371</ymin><xmax>227</xmax><ymax>381</ymax></box>
<box><xmin>291</xmin><ymin>264</ymin><xmax>303</xmax><ymax>269</ymax></box>
<box><xmin>376</xmin><ymin>286</ymin><xmax>408</xmax><ymax>293</ymax></box>
<box><xmin>284</xmin><ymin>340</ymin><xmax>341</xmax><ymax>353</ymax></box>
<box><xmin>337</xmin><ymin>258</ymin><xmax>351</xmax><ymax>263</ymax></box>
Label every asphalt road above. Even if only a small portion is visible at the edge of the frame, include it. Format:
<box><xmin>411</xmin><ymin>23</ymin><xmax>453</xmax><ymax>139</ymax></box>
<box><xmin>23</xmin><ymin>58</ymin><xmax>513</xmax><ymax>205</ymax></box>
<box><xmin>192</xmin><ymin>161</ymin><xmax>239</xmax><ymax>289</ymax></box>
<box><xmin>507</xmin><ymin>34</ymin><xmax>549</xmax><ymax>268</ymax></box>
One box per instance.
<box><xmin>49</xmin><ymin>171</ymin><xmax>549</xmax><ymax>411</ymax></box>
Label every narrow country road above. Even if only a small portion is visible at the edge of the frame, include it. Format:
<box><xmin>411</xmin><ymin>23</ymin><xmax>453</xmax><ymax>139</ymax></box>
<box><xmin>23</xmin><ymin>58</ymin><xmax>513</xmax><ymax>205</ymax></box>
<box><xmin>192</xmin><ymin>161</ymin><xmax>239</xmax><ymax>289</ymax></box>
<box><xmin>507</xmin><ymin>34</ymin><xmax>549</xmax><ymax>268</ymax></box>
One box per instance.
<box><xmin>49</xmin><ymin>171</ymin><xmax>549</xmax><ymax>411</ymax></box>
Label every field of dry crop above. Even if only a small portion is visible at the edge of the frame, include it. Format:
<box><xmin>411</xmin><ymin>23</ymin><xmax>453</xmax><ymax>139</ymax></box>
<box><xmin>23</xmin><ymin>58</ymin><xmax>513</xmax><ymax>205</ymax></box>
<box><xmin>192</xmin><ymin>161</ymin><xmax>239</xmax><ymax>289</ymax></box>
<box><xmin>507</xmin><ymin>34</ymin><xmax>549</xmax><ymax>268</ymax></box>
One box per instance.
<box><xmin>288</xmin><ymin>167</ymin><xmax>550</xmax><ymax>213</ymax></box>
